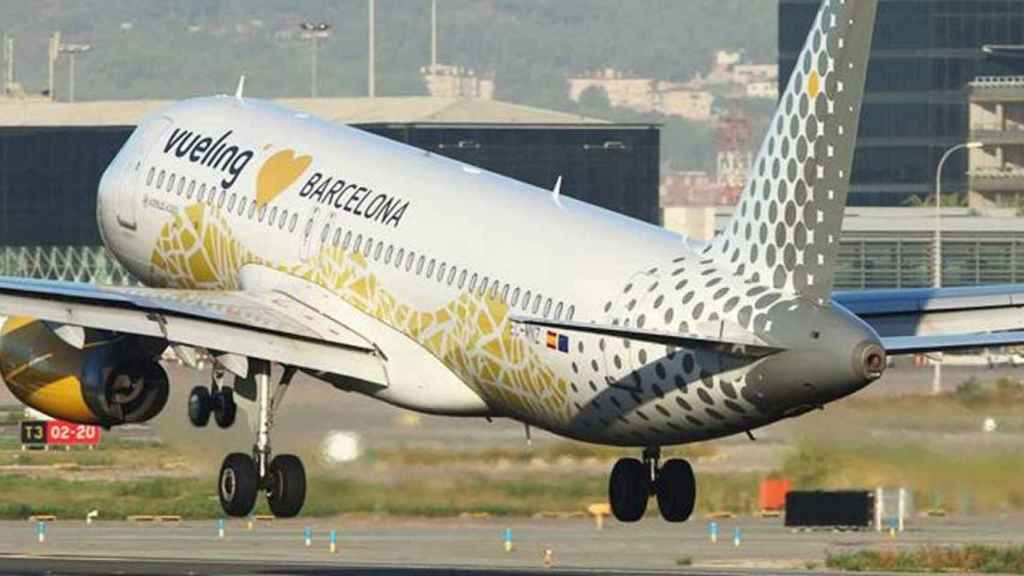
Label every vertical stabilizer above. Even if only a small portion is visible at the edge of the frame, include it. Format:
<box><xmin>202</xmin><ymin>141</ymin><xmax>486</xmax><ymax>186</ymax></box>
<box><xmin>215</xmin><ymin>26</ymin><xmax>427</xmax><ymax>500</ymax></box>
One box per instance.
<box><xmin>707</xmin><ymin>0</ymin><xmax>878</xmax><ymax>302</ymax></box>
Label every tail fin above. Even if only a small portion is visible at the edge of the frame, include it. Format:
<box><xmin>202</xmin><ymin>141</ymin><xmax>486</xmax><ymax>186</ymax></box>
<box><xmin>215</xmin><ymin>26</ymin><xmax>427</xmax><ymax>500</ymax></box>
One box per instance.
<box><xmin>707</xmin><ymin>0</ymin><xmax>878</xmax><ymax>302</ymax></box>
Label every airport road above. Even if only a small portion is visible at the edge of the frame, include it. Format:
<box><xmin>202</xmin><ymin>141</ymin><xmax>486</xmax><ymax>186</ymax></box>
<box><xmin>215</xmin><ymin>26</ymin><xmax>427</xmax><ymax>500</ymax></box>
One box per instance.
<box><xmin>0</xmin><ymin>515</ymin><xmax>1022</xmax><ymax>575</ymax></box>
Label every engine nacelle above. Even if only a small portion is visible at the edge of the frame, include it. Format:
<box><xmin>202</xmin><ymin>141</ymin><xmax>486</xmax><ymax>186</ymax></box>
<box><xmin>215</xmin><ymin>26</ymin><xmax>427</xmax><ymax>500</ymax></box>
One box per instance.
<box><xmin>0</xmin><ymin>317</ymin><xmax>169</xmax><ymax>426</ymax></box>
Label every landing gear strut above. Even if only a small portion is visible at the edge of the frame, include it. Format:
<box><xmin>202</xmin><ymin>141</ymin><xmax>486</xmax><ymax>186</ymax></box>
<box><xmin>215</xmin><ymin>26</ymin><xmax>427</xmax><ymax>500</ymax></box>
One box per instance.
<box><xmin>609</xmin><ymin>447</ymin><xmax>696</xmax><ymax>523</ymax></box>
<box><xmin>188</xmin><ymin>368</ymin><xmax>236</xmax><ymax>429</ymax></box>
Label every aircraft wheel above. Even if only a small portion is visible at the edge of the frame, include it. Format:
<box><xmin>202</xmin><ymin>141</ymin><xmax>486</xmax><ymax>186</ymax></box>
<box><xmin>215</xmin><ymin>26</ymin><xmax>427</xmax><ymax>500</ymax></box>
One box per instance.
<box><xmin>609</xmin><ymin>457</ymin><xmax>650</xmax><ymax>522</ymax></box>
<box><xmin>219</xmin><ymin>452</ymin><xmax>259</xmax><ymax>517</ymax></box>
<box><xmin>656</xmin><ymin>458</ymin><xmax>696</xmax><ymax>522</ymax></box>
<box><xmin>266</xmin><ymin>454</ymin><xmax>306</xmax><ymax>518</ymax></box>
<box><xmin>213</xmin><ymin>387</ymin><xmax>237</xmax><ymax>429</ymax></box>
<box><xmin>188</xmin><ymin>386</ymin><xmax>211</xmax><ymax>427</ymax></box>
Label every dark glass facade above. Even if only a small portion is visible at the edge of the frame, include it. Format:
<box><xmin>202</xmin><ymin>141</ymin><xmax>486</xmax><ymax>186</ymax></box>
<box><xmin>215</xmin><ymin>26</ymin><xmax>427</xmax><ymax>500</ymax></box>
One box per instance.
<box><xmin>0</xmin><ymin>123</ymin><xmax>659</xmax><ymax>247</ymax></box>
<box><xmin>780</xmin><ymin>0</ymin><xmax>1024</xmax><ymax>206</ymax></box>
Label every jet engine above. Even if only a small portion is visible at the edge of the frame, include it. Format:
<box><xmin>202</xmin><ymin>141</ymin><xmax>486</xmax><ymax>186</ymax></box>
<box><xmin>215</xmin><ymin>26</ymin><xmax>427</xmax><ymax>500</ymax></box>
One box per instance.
<box><xmin>0</xmin><ymin>316</ymin><xmax>169</xmax><ymax>426</ymax></box>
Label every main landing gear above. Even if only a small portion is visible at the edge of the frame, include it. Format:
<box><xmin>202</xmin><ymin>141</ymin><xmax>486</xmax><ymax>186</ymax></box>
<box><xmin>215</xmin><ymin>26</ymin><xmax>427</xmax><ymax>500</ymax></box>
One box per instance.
<box><xmin>188</xmin><ymin>359</ymin><xmax>306</xmax><ymax>518</ymax></box>
<box><xmin>609</xmin><ymin>447</ymin><xmax>696</xmax><ymax>523</ymax></box>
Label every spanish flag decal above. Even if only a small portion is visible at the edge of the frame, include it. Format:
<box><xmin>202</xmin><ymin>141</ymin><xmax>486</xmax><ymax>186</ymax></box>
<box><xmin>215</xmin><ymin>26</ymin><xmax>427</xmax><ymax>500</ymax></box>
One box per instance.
<box><xmin>546</xmin><ymin>331</ymin><xmax>569</xmax><ymax>353</ymax></box>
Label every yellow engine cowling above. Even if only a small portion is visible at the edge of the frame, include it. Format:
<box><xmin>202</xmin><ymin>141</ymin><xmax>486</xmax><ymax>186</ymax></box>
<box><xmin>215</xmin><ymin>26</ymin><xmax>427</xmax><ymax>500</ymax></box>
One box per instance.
<box><xmin>0</xmin><ymin>316</ymin><xmax>169</xmax><ymax>426</ymax></box>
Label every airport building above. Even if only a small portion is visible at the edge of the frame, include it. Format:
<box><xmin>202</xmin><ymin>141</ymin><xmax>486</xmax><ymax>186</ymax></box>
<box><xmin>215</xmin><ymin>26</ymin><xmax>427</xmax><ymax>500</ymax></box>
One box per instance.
<box><xmin>968</xmin><ymin>75</ymin><xmax>1024</xmax><ymax>209</ymax></box>
<box><xmin>0</xmin><ymin>97</ymin><xmax>658</xmax><ymax>284</ymax></box>
<box><xmin>780</xmin><ymin>0</ymin><xmax>1024</xmax><ymax>207</ymax></box>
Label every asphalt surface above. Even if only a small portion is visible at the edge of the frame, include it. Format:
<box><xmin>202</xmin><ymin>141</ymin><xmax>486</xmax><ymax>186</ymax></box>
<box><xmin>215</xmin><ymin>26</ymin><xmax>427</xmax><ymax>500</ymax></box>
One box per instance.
<box><xmin>0</xmin><ymin>515</ymin><xmax>1021</xmax><ymax>575</ymax></box>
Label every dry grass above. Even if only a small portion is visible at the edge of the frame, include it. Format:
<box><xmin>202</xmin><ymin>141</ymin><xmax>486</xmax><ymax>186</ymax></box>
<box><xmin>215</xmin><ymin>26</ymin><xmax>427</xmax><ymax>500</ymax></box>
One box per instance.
<box><xmin>826</xmin><ymin>545</ymin><xmax>1024</xmax><ymax>573</ymax></box>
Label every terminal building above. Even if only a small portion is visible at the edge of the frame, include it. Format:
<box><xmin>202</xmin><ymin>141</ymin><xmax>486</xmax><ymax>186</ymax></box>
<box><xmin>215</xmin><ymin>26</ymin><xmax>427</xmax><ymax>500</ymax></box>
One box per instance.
<box><xmin>0</xmin><ymin>97</ymin><xmax>658</xmax><ymax>285</ymax></box>
<box><xmin>780</xmin><ymin>0</ymin><xmax>1024</xmax><ymax>207</ymax></box>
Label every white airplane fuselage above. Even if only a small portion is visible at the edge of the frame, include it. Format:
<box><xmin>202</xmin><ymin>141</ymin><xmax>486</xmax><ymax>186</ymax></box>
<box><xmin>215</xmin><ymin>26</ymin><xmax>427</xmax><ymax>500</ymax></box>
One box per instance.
<box><xmin>97</xmin><ymin>96</ymin><xmax>882</xmax><ymax>448</ymax></box>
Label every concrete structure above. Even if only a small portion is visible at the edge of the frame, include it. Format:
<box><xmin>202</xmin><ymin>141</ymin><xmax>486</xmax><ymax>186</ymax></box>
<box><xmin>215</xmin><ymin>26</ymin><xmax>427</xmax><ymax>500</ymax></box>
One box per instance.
<box><xmin>567</xmin><ymin>70</ymin><xmax>715</xmax><ymax>121</ymax></box>
<box><xmin>663</xmin><ymin>206</ymin><xmax>1024</xmax><ymax>291</ymax></box>
<box><xmin>421</xmin><ymin>64</ymin><xmax>495</xmax><ymax>100</ymax></box>
<box><xmin>655</xmin><ymin>88</ymin><xmax>714</xmax><ymax>121</ymax></box>
<box><xmin>0</xmin><ymin>97</ymin><xmax>658</xmax><ymax>285</ymax></box>
<box><xmin>969</xmin><ymin>76</ymin><xmax>1024</xmax><ymax>209</ymax></box>
<box><xmin>781</xmin><ymin>0</ymin><xmax>1024</xmax><ymax>206</ymax></box>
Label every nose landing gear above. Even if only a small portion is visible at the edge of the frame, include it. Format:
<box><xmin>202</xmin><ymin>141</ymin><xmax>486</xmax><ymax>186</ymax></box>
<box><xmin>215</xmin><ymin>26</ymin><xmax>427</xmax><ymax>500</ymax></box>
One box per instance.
<box><xmin>608</xmin><ymin>447</ymin><xmax>696</xmax><ymax>523</ymax></box>
<box><xmin>187</xmin><ymin>369</ymin><xmax>236</xmax><ymax>429</ymax></box>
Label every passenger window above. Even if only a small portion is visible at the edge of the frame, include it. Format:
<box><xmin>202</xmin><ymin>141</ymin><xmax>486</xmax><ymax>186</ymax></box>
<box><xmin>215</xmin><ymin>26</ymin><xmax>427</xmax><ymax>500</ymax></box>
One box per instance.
<box><xmin>447</xmin><ymin>267</ymin><xmax>457</xmax><ymax>285</ymax></box>
<box><xmin>289</xmin><ymin>213</ymin><xmax>298</xmax><ymax>232</ymax></box>
<box><xmin>395</xmin><ymin>247</ymin><xmax>404</xmax><ymax>265</ymax></box>
<box><xmin>248</xmin><ymin>201</ymin><xmax>256</xmax><ymax>220</ymax></box>
<box><xmin>157</xmin><ymin>170</ymin><xmax>166</xmax><ymax>188</ymax></box>
<box><xmin>416</xmin><ymin>256</ymin><xmax>425</xmax><ymax>275</ymax></box>
<box><xmin>320</xmin><ymin>223</ymin><xmax>330</xmax><ymax>243</ymax></box>
<box><xmin>333</xmin><ymin>228</ymin><xmax>342</xmax><ymax>247</ymax></box>
<box><xmin>501</xmin><ymin>284</ymin><xmax>509</xmax><ymax>302</ymax></box>
<box><xmin>187</xmin><ymin>180</ymin><xmax>195</xmax><ymax>199</ymax></box>
<box><xmin>343</xmin><ymin>231</ymin><xmax>353</xmax><ymax>249</ymax></box>
<box><xmin>177</xmin><ymin>178</ymin><xmax>185</xmax><ymax>196</ymax></box>
<box><xmin>490</xmin><ymin>282</ymin><xmax>500</xmax><ymax>299</ymax></box>
<box><xmin>426</xmin><ymin>259</ymin><xmax>435</xmax><ymax>278</ymax></box>
<box><xmin>353</xmin><ymin>234</ymin><xmax>363</xmax><ymax>254</ymax></box>
<box><xmin>384</xmin><ymin>245</ymin><xmax>393</xmax><ymax>264</ymax></box>
<box><xmin>511</xmin><ymin>288</ymin><xmax>520</xmax><ymax>306</ymax></box>
<box><xmin>468</xmin><ymin>273</ymin><xmax>478</xmax><ymax>292</ymax></box>
<box><xmin>198</xmin><ymin>183</ymin><xmax>206</xmax><ymax>203</ymax></box>
<box><xmin>478</xmin><ymin>277</ymin><xmax>488</xmax><ymax>297</ymax></box>
<box><xmin>237</xmin><ymin>197</ymin><xmax>246</xmax><ymax>216</ymax></box>
<box><xmin>522</xmin><ymin>291</ymin><xmax>531</xmax><ymax>311</ymax></box>
<box><xmin>227</xmin><ymin>194</ymin><xmax>237</xmax><ymax>212</ymax></box>
<box><xmin>147</xmin><ymin>167</ymin><xmax>155</xmax><ymax>186</ymax></box>
<box><xmin>543</xmin><ymin>298</ymin><xmax>552</xmax><ymax>317</ymax></box>
<box><xmin>458</xmin><ymin>270</ymin><xmax>467</xmax><ymax>288</ymax></box>
<box><xmin>363</xmin><ymin>238</ymin><xmax>373</xmax><ymax>258</ymax></box>
<box><xmin>554</xmin><ymin>302</ymin><xmax>563</xmax><ymax>320</ymax></box>
<box><xmin>533</xmin><ymin>295</ymin><xmax>543</xmax><ymax>314</ymax></box>
<box><xmin>437</xmin><ymin>263</ymin><xmax>446</xmax><ymax>282</ymax></box>
<box><xmin>406</xmin><ymin>252</ymin><xmax>416</xmax><ymax>272</ymax></box>
<box><xmin>567</xmin><ymin>305</ymin><xmax>575</xmax><ymax>321</ymax></box>
<box><xmin>218</xmin><ymin>189</ymin><xmax>226</xmax><ymax>208</ymax></box>
<box><xmin>373</xmin><ymin>242</ymin><xmax>383</xmax><ymax>261</ymax></box>
<box><xmin>259</xmin><ymin>205</ymin><xmax>268</xmax><ymax>223</ymax></box>
<box><xmin>270</xmin><ymin>206</ymin><xmax>278</xmax><ymax>224</ymax></box>
<box><xmin>167</xmin><ymin>173</ymin><xmax>176</xmax><ymax>192</ymax></box>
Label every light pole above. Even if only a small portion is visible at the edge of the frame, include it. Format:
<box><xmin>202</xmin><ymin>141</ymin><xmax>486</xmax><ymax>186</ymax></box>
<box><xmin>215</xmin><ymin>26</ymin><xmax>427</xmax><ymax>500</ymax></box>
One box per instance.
<box><xmin>931</xmin><ymin>140</ymin><xmax>983</xmax><ymax>396</ymax></box>
<box><xmin>58</xmin><ymin>43</ymin><xmax>91</xmax><ymax>102</ymax></box>
<box><xmin>299</xmin><ymin>22</ymin><xmax>331</xmax><ymax>98</ymax></box>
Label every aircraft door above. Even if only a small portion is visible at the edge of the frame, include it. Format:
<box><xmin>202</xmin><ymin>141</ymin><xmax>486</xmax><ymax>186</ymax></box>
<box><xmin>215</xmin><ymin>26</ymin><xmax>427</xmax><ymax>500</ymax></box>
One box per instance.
<box><xmin>116</xmin><ymin>116</ymin><xmax>173</xmax><ymax>230</ymax></box>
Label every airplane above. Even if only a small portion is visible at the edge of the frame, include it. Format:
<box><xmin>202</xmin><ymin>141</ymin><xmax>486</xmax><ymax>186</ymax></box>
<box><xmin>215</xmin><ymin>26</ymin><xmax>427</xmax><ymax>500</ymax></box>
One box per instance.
<box><xmin>3</xmin><ymin>0</ymin><xmax>1024</xmax><ymax>522</ymax></box>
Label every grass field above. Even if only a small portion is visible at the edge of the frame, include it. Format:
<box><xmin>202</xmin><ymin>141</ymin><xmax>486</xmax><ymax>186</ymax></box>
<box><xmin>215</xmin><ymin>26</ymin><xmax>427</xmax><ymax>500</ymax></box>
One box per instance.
<box><xmin>826</xmin><ymin>545</ymin><xmax>1024</xmax><ymax>573</ymax></box>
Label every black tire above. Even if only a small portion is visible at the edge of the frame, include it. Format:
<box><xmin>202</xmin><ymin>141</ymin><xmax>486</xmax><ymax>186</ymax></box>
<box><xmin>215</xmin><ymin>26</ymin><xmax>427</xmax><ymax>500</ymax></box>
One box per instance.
<box><xmin>188</xmin><ymin>386</ymin><xmax>211</xmax><ymax>428</ymax></box>
<box><xmin>609</xmin><ymin>457</ymin><xmax>650</xmax><ymax>522</ymax></box>
<box><xmin>219</xmin><ymin>452</ymin><xmax>259</xmax><ymax>517</ymax></box>
<box><xmin>656</xmin><ymin>458</ymin><xmax>696</xmax><ymax>522</ymax></box>
<box><xmin>213</xmin><ymin>388</ymin><xmax>237</xmax><ymax>429</ymax></box>
<box><xmin>267</xmin><ymin>454</ymin><xmax>306</xmax><ymax>518</ymax></box>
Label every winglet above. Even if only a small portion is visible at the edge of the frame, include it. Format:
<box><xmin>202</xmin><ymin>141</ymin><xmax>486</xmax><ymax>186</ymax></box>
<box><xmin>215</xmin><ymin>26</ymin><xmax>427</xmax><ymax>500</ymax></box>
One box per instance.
<box><xmin>552</xmin><ymin>176</ymin><xmax>563</xmax><ymax>204</ymax></box>
<box><xmin>235</xmin><ymin>75</ymin><xmax>246</xmax><ymax>100</ymax></box>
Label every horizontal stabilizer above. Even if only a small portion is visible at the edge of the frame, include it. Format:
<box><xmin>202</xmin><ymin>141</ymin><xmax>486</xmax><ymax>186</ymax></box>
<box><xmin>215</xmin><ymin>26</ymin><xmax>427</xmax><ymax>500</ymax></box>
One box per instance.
<box><xmin>882</xmin><ymin>331</ymin><xmax>1024</xmax><ymax>355</ymax></box>
<box><xmin>510</xmin><ymin>316</ymin><xmax>784</xmax><ymax>358</ymax></box>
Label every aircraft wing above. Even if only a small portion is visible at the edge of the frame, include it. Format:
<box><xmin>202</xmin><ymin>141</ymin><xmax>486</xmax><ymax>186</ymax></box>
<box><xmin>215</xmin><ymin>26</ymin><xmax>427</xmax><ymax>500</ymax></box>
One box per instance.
<box><xmin>0</xmin><ymin>276</ymin><xmax>387</xmax><ymax>382</ymax></box>
<box><xmin>833</xmin><ymin>285</ymin><xmax>1024</xmax><ymax>354</ymax></box>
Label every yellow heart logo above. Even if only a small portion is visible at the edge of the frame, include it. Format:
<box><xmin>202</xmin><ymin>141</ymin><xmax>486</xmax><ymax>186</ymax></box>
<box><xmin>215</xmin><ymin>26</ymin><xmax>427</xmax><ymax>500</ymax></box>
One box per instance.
<box><xmin>256</xmin><ymin>150</ymin><xmax>312</xmax><ymax>207</ymax></box>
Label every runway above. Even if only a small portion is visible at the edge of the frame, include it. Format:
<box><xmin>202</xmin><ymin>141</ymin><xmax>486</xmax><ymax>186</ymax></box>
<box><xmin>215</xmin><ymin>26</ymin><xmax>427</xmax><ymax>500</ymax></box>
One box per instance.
<box><xmin>0</xmin><ymin>515</ymin><xmax>1020</xmax><ymax>575</ymax></box>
